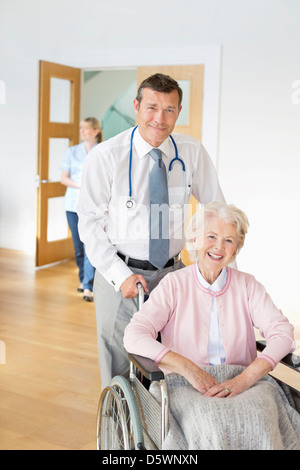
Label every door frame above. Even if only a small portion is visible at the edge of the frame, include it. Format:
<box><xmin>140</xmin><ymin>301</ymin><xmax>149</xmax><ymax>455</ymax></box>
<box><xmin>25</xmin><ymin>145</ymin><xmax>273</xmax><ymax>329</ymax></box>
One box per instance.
<box><xmin>36</xmin><ymin>61</ymin><xmax>81</xmax><ymax>267</ymax></box>
<box><xmin>71</xmin><ymin>44</ymin><xmax>221</xmax><ymax>167</ymax></box>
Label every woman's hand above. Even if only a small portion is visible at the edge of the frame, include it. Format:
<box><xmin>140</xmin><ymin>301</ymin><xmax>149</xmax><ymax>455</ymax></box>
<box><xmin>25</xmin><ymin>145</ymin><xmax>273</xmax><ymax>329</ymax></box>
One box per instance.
<box><xmin>158</xmin><ymin>355</ymin><xmax>272</xmax><ymax>398</ymax></box>
<box><xmin>158</xmin><ymin>352</ymin><xmax>220</xmax><ymax>394</ymax></box>
<box><xmin>204</xmin><ymin>358</ymin><xmax>272</xmax><ymax>398</ymax></box>
<box><xmin>61</xmin><ymin>170</ymin><xmax>80</xmax><ymax>189</ymax></box>
<box><xmin>184</xmin><ymin>364</ymin><xmax>220</xmax><ymax>394</ymax></box>
<box><xmin>204</xmin><ymin>374</ymin><xmax>249</xmax><ymax>398</ymax></box>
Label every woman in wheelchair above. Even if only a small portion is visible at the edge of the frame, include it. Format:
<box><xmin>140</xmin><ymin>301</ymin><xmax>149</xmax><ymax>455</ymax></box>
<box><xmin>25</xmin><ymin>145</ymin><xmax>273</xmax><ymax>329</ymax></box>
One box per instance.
<box><xmin>124</xmin><ymin>201</ymin><xmax>300</xmax><ymax>450</ymax></box>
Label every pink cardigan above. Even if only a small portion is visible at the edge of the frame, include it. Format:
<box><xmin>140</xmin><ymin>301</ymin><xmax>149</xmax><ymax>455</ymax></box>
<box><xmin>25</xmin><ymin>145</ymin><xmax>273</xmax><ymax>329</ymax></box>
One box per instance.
<box><xmin>124</xmin><ymin>264</ymin><xmax>295</xmax><ymax>372</ymax></box>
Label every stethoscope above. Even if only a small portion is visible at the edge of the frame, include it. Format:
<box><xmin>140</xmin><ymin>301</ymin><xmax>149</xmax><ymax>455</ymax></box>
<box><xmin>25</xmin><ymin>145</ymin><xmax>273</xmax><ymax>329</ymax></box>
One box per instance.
<box><xmin>126</xmin><ymin>125</ymin><xmax>186</xmax><ymax>209</ymax></box>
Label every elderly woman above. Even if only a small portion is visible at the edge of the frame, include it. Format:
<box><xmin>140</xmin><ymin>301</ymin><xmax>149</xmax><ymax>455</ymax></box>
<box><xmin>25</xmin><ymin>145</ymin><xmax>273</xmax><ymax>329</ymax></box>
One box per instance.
<box><xmin>124</xmin><ymin>202</ymin><xmax>300</xmax><ymax>450</ymax></box>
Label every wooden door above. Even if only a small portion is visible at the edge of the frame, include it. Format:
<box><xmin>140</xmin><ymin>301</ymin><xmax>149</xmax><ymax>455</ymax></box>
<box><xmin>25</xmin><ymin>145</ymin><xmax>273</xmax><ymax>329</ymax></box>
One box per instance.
<box><xmin>36</xmin><ymin>61</ymin><xmax>81</xmax><ymax>267</ymax></box>
<box><xmin>138</xmin><ymin>65</ymin><xmax>204</xmax><ymax>265</ymax></box>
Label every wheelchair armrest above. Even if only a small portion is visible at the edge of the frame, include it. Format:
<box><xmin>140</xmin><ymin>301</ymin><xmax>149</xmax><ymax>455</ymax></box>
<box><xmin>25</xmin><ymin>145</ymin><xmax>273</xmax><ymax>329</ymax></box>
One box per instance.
<box><xmin>256</xmin><ymin>340</ymin><xmax>300</xmax><ymax>371</ymax></box>
<box><xmin>128</xmin><ymin>353</ymin><xmax>165</xmax><ymax>381</ymax></box>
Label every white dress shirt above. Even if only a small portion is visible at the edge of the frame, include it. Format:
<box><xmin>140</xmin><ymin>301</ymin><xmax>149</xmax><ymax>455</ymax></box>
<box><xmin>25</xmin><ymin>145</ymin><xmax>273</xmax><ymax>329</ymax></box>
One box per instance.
<box><xmin>77</xmin><ymin>127</ymin><xmax>225</xmax><ymax>290</ymax></box>
<box><xmin>195</xmin><ymin>264</ymin><xmax>227</xmax><ymax>365</ymax></box>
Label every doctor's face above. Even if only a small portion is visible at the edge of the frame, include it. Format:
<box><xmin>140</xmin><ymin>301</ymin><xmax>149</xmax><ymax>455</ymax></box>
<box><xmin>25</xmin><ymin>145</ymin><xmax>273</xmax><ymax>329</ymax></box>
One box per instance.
<box><xmin>134</xmin><ymin>88</ymin><xmax>182</xmax><ymax>147</ymax></box>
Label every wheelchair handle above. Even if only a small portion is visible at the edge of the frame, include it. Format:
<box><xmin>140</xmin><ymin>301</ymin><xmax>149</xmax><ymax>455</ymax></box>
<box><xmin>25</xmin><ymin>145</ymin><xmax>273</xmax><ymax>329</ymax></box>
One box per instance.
<box><xmin>137</xmin><ymin>282</ymin><xmax>145</xmax><ymax>310</ymax></box>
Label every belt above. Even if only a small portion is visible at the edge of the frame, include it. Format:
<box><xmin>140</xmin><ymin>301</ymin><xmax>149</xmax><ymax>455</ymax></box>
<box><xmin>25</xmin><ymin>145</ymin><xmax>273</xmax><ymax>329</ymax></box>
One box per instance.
<box><xmin>118</xmin><ymin>252</ymin><xmax>181</xmax><ymax>271</ymax></box>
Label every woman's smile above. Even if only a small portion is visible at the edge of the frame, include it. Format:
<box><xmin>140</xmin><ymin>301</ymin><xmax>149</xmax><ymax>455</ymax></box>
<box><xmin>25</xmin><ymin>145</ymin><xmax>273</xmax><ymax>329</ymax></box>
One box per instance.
<box><xmin>207</xmin><ymin>252</ymin><xmax>224</xmax><ymax>260</ymax></box>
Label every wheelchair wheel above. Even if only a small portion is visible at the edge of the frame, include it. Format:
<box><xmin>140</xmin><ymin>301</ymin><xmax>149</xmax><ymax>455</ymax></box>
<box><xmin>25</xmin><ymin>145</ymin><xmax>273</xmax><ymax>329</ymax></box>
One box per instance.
<box><xmin>97</xmin><ymin>375</ymin><xmax>145</xmax><ymax>450</ymax></box>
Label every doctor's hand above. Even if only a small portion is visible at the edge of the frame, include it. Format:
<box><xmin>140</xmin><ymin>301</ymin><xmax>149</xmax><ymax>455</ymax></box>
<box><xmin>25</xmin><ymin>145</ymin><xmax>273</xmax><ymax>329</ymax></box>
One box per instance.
<box><xmin>120</xmin><ymin>274</ymin><xmax>149</xmax><ymax>299</ymax></box>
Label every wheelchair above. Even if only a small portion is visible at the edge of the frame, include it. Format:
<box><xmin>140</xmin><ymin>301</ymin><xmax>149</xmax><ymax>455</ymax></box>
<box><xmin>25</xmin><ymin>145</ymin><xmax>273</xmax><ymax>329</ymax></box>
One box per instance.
<box><xmin>96</xmin><ymin>284</ymin><xmax>300</xmax><ymax>450</ymax></box>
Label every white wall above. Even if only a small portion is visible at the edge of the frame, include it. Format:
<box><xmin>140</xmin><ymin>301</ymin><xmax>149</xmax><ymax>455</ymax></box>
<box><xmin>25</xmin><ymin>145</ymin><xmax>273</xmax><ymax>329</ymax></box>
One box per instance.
<box><xmin>0</xmin><ymin>0</ymin><xmax>299</xmax><ymax>326</ymax></box>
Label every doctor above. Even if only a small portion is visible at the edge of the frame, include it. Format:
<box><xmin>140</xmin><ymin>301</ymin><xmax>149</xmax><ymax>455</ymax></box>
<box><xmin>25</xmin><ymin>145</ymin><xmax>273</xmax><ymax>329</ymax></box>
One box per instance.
<box><xmin>78</xmin><ymin>73</ymin><xmax>226</xmax><ymax>389</ymax></box>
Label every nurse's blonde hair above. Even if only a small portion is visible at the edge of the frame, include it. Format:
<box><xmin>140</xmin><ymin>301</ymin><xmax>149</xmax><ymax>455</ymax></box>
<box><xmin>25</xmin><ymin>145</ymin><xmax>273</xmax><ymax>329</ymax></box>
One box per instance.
<box><xmin>185</xmin><ymin>201</ymin><xmax>249</xmax><ymax>262</ymax></box>
<box><xmin>83</xmin><ymin>117</ymin><xmax>103</xmax><ymax>143</ymax></box>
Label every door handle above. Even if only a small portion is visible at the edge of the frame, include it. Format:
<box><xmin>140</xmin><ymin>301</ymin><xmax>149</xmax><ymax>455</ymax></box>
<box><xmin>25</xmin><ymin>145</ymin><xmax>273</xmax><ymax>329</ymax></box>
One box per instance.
<box><xmin>35</xmin><ymin>175</ymin><xmax>52</xmax><ymax>187</ymax></box>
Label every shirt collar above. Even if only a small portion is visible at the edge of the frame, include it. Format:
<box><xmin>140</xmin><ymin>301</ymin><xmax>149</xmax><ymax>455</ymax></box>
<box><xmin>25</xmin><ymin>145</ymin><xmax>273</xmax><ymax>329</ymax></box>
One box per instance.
<box><xmin>196</xmin><ymin>263</ymin><xmax>228</xmax><ymax>293</ymax></box>
<box><xmin>133</xmin><ymin>127</ymin><xmax>171</xmax><ymax>159</ymax></box>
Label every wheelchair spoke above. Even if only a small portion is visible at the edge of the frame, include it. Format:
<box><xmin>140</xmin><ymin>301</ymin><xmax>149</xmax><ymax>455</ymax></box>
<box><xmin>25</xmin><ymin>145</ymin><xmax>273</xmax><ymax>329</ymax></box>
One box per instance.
<box><xmin>116</xmin><ymin>387</ymin><xmax>136</xmax><ymax>449</ymax></box>
<box><xmin>99</xmin><ymin>387</ymin><xmax>130</xmax><ymax>450</ymax></box>
<box><xmin>97</xmin><ymin>376</ymin><xmax>145</xmax><ymax>450</ymax></box>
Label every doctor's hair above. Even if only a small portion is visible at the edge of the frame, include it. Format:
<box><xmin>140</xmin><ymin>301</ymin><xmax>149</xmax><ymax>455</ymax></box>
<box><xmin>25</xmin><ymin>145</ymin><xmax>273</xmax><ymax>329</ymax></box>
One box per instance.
<box><xmin>135</xmin><ymin>73</ymin><xmax>183</xmax><ymax>108</ymax></box>
<box><xmin>185</xmin><ymin>201</ymin><xmax>249</xmax><ymax>262</ymax></box>
<box><xmin>83</xmin><ymin>117</ymin><xmax>103</xmax><ymax>144</ymax></box>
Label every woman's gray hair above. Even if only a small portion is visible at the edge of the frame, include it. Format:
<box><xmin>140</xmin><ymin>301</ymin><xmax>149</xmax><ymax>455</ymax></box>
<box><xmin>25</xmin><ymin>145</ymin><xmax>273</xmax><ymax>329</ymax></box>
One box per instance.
<box><xmin>185</xmin><ymin>201</ymin><xmax>249</xmax><ymax>262</ymax></box>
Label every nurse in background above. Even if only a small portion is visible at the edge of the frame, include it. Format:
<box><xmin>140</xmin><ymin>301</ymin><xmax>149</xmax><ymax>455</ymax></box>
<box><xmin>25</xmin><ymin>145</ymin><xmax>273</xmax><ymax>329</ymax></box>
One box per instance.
<box><xmin>61</xmin><ymin>117</ymin><xmax>102</xmax><ymax>302</ymax></box>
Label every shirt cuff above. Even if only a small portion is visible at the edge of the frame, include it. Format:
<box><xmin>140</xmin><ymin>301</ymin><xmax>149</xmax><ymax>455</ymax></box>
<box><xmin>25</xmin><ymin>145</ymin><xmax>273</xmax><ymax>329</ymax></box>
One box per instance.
<box><xmin>258</xmin><ymin>336</ymin><xmax>295</xmax><ymax>370</ymax></box>
<box><xmin>105</xmin><ymin>257</ymin><xmax>134</xmax><ymax>291</ymax></box>
<box><xmin>154</xmin><ymin>347</ymin><xmax>171</xmax><ymax>365</ymax></box>
<box><xmin>258</xmin><ymin>354</ymin><xmax>277</xmax><ymax>370</ymax></box>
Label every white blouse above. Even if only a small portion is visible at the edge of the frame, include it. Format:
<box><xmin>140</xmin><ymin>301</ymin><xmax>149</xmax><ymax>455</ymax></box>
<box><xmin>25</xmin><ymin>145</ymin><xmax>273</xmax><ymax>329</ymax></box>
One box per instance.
<box><xmin>195</xmin><ymin>264</ymin><xmax>227</xmax><ymax>365</ymax></box>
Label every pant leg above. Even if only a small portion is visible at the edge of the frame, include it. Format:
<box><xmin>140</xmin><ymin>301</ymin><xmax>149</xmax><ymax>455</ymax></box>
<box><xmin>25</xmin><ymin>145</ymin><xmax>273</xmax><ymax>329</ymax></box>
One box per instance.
<box><xmin>66</xmin><ymin>211</ymin><xmax>84</xmax><ymax>283</ymax></box>
<box><xmin>82</xmin><ymin>247</ymin><xmax>95</xmax><ymax>291</ymax></box>
<box><xmin>93</xmin><ymin>270</ymin><xmax>138</xmax><ymax>390</ymax></box>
